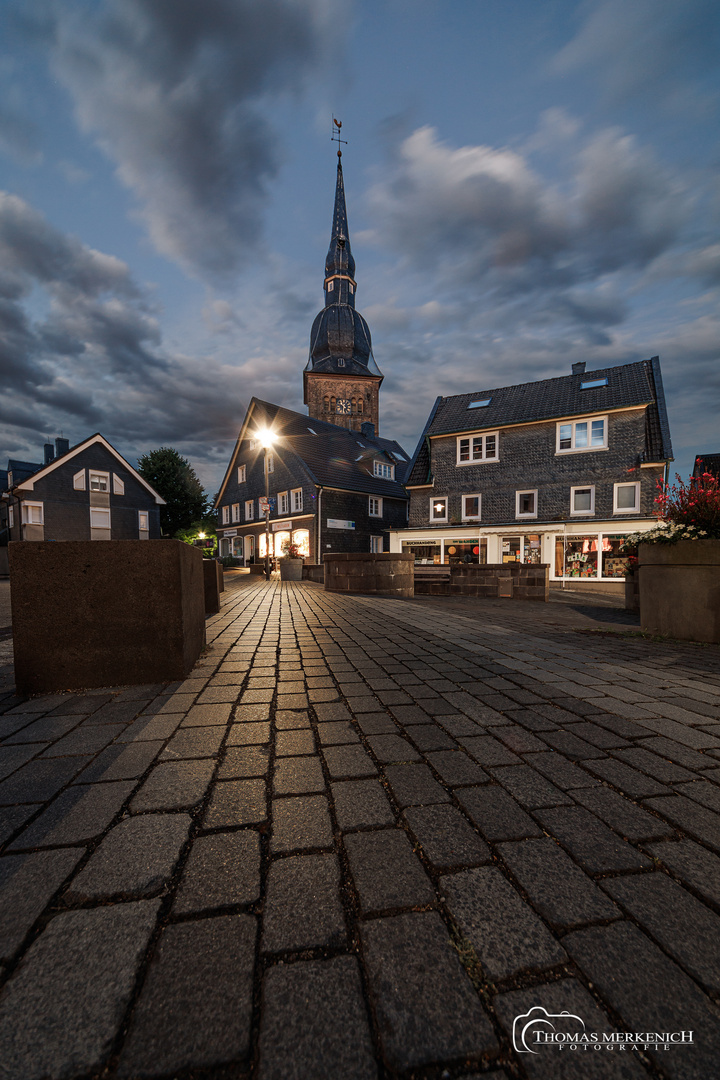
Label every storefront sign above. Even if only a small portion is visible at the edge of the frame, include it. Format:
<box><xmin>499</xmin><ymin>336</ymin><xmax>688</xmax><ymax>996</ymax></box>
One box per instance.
<box><xmin>327</xmin><ymin>519</ymin><xmax>355</xmax><ymax>530</ymax></box>
<box><xmin>271</xmin><ymin>519</ymin><xmax>292</xmax><ymax>531</ymax></box>
<box><xmin>224</xmin><ymin>529</ymin><xmax>237</xmax><ymax>537</ymax></box>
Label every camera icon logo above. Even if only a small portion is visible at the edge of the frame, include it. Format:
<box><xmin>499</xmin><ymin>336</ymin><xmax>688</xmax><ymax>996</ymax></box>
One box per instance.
<box><xmin>512</xmin><ymin>1006</ymin><xmax>586</xmax><ymax>1054</ymax></box>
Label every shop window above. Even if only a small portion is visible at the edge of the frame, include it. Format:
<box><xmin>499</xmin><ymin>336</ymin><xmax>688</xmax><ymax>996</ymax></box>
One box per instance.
<box><xmin>571</xmin><ymin>486</ymin><xmax>595</xmax><ymax>515</ymax></box>
<box><xmin>291</xmin><ymin>488</ymin><xmax>303</xmax><ymax>512</ymax></box>
<box><xmin>502</xmin><ymin>536</ymin><xmax>521</xmax><ymax>563</ymax></box>
<box><xmin>457</xmin><ymin>432</ymin><xmax>498</xmax><ymax>464</ymax></box>
<box><xmin>369</xmin><ymin>497</ymin><xmax>383</xmax><ymax>517</ymax></box>
<box><xmin>73</xmin><ymin>470</ymin><xmax>86</xmax><ymax>491</ymax></box>
<box><xmin>557</xmin><ymin>417</ymin><xmax>607</xmax><ymax>453</ymax></box>
<box><xmin>402</xmin><ymin>541</ymin><xmax>441</xmax><ymax>565</ymax></box>
<box><xmin>89</xmin><ymin>471</ymin><xmax>109</xmax><ymax>492</ymax></box>
<box><xmin>245</xmin><ymin>500</ymin><xmax>254</xmax><ymax>521</ymax></box>
<box><xmin>430</xmin><ymin>497</ymin><xmax>447</xmax><ymax>523</ymax></box>
<box><xmin>238</xmin><ymin>464</ymin><xmax>246</xmax><ymax>483</ymax></box>
<box><xmin>614</xmin><ymin>482</ymin><xmax>640</xmax><ymax>513</ymax></box>
<box><xmin>516</xmin><ymin>490</ymin><xmax>537</xmax><ymax>518</ymax></box>
<box><xmin>462</xmin><ymin>495</ymin><xmax>481</xmax><ymax>520</ymax></box>
<box><xmin>445</xmin><ymin>540</ymin><xmax>481</xmax><ymax>565</ymax></box>
<box><xmin>292</xmin><ymin>529</ymin><xmax>310</xmax><ymax>557</ymax></box>
<box><xmin>555</xmin><ymin>535</ymin><xmax>599</xmax><ymax>578</ymax></box>
<box><xmin>602</xmin><ymin>535</ymin><xmax>631</xmax><ymax>578</ymax></box>
<box><xmin>274</xmin><ymin>531</ymin><xmax>290</xmax><ymax>557</ymax></box>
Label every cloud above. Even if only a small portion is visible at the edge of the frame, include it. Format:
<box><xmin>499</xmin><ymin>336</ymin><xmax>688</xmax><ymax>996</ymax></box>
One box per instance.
<box><xmin>45</xmin><ymin>0</ymin><xmax>340</xmax><ymax>281</ymax></box>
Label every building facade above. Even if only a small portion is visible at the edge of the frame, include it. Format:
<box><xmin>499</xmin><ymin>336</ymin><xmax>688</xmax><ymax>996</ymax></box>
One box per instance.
<box><xmin>390</xmin><ymin>358</ymin><xmax>673</xmax><ymax>590</ymax></box>
<box><xmin>2</xmin><ymin>434</ymin><xmax>164</xmax><ymax>542</ymax></box>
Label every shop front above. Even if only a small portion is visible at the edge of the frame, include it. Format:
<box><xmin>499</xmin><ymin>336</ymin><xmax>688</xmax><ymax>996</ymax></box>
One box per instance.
<box><xmin>401</xmin><ymin>537</ymin><xmax>488</xmax><ymax>565</ymax></box>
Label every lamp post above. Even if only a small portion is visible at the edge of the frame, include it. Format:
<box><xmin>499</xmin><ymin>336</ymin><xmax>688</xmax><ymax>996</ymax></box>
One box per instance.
<box><xmin>258</xmin><ymin>429</ymin><xmax>275</xmax><ymax>581</ymax></box>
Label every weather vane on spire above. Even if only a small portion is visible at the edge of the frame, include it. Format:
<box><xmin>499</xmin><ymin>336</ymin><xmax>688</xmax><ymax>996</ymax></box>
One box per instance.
<box><xmin>331</xmin><ymin>117</ymin><xmax>347</xmax><ymax>157</ymax></box>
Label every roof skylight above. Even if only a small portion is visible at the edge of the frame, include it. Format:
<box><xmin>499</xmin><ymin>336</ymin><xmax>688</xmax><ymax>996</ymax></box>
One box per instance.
<box><xmin>580</xmin><ymin>378</ymin><xmax>608</xmax><ymax>389</ymax></box>
<box><xmin>468</xmin><ymin>398</ymin><xmax>491</xmax><ymax>408</ymax></box>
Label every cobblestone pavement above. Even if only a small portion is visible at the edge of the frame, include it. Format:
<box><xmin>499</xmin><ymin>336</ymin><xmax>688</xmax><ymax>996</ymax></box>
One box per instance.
<box><xmin>0</xmin><ymin>577</ymin><xmax>719</xmax><ymax>1079</ymax></box>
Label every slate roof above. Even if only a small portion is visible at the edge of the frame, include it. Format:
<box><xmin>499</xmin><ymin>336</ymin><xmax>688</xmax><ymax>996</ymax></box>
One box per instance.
<box><xmin>407</xmin><ymin>358</ymin><xmax>673</xmax><ymax>486</ymax></box>
<box><xmin>7</xmin><ymin>460</ymin><xmax>42</xmax><ymax>485</ymax></box>
<box><xmin>216</xmin><ymin>399</ymin><xmax>410</xmax><ymax>505</ymax></box>
<box><xmin>0</xmin><ymin>470</ymin><xmax>7</xmax><ymax>494</ymax></box>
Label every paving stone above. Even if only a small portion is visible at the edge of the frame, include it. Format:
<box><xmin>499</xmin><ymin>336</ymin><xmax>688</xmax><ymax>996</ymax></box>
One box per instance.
<box><xmin>535</xmin><ymin>806</ymin><xmax>651</xmax><ymax>874</ymax></box>
<box><xmin>355</xmin><ymin>713</ymin><xmax>397</xmax><ymax>735</ymax></box>
<box><xmin>493</xmin><ymin>978</ymin><xmax>649</xmax><ymax>1080</ymax></box>
<box><xmin>217</xmin><ymin>745</ymin><xmax>270</xmax><ymax>779</ymax></box>
<box><xmin>196</xmin><ymin>685</ymin><xmax>239</xmax><ymax>704</ymax></box>
<box><xmin>227</xmin><ymin>721</ymin><xmax>271</xmax><ymax>745</ymax></box>
<box><xmin>0</xmin><ymin>745</ymin><xmax>42</xmax><ymax>783</ymax></box>
<box><xmin>181</xmin><ymin>702</ymin><xmax>233</xmax><ymax>726</ymax></box>
<box><xmin>0</xmin><ymin>849</ymin><xmax>85</xmax><ymax>961</ymax></box>
<box><xmin>366</xmin><ymin>733</ymin><xmax>421</xmax><ymax>763</ymax></box>
<box><xmin>75</xmin><ymin>740</ymin><xmax>164</xmax><ymax>783</ymax></box>
<box><xmin>383</xmin><ymin>763</ymin><xmax>450</xmax><ymax>807</ymax></box>
<box><xmin>603</xmin><ymin>871</ymin><xmax>720</xmax><ymax>994</ymax></box>
<box><xmin>160</xmin><ymin>725</ymin><xmax>225</xmax><ymax>760</ymax></box>
<box><xmin>456</xmin><ymin>784</ymin><xmax>542</xmax><ymax>842</ymax></box>
<box><xmin>39</xmin><ymin>723</ymin><xmax>126</xmax><ymax>759</ymax></box>
<box><xmin>131</xmin><ymin>759</ymin><xmax>214</xmax><ymax>812</ymax></box>
<box><xmin>118</xmin><ymin>914</ymin><xmax>255</xmax><ymax>1076</ymax></box>
<box><xmin>571</xmin><ymin>786</ymin><xmax>672</xmax><ymax>842</ymax></box>
<box><xmin>584</xmin><ymin>757</ymin><xmax>671</xmax><ymax>799</ymax></box>
<box><xmin>539</xmin><ymin>729</ymin><xmax>607</xmax><ymax>760</ymax></box>
<box><xmin>10</xmin><ymin>781</ymin><xmax>134</xmax><ymax>849</ymax></box>
<box><xmin>0</xmin><ymin>805</ymin><xmax>41</xmax><ymax>848</ymax></box>
<box><xmin>273</xmin><ymin>755</ymin><xmax>325</xmax><ymax>795</ymax></box>
<box><xmin>610</xmin><ymin>746</ymin><xmax>695</xmax><ymax>785</ymax></box>
<box><xmin>490</xmin><ymin>764</ymin><xmax>573</xmax><ymax>809</ymax></box>
<box><xmin>389</xmin><ymin>705</ymin><xmax>431</xmax><ymax>725</ymax></box>
<box><xmin>458</xmin><ymin>734</ymin><xmax>521</xmax><ymax>767</ymax></box>
<box><xmin>646</xmin><ymin>793</ymin><xmax>720</xmax><ymax>853</ymax></box>
<box><xmin>361</xmin><ymin>912</ymin><xmax>497</xmax><ymax>1070</ymax></box>
<box><xmin>564</xmin><ymin>920</ymin><xmax>720</xmax><ymax>1078</ymax></box>
<box><xmin>332</xmin><ymin>779</ymin><xmax>395</xmax><ymax>830</ymax></box>
<box><xmin>493</xmin><ymin>726</ymin><xmax>547</xmax><ymax>754</ymax></box>
<box><xmin>647</xmin><ymin>837</ymin><xmax>720</xmax><ymax>908</ymax></box>
<box><xmin>49</xmin><ymin>693</ymin><xmax>114</xmax><ymax>715</ymax></box>
<box><xmin>674</xmin><ymin>778</ymin><xmax>720</xmax><ymax>813</ymax></box>
<box><xmin>241</xmin><ymin>689</ymin><xmax>274</xmax><ymax>704</ymax></box>
<box><xmin>569</xmin><ymin>720</ymin><xmax>631</xmax><ymax>749</ymax></box>
<box><xmin>276</xmin><ymin>729</ymin><xmax>315</xmax><ymax>756</ymax></box>
<box><xmin>316</xmin><ymin>721</ymin><xmax>360</xmax><ymax>745</ymax></box>
<box><xmin>425</xmin><ymin>749</ymin><xmax>488</xmax><ymax>787</ymax></box>
<box><xmin>407</xmin><ymin>724</ymin><xmax>456</xmax><ymax>752</ymax></box>
<box><xmin>0</xmin><ymin>900</ymin><xmax>160</xmax><ymax>1080</ymax></box>
<box><xmin>85</xmin><ymin>700</ymin><xmax>150</xmax><ymax>725</ymax></box>
<box><xmin>4</xmin><ymin>715</ymin><xmax>80</xmax><ymax>744</ymax></box>
<box><xmin>277</xmin><ymin>692</ymin><xmax>309</xmax><ymax>709</ymax></box>
<box><xmin>442</xmin><ymin>866</ymin><xmax>567</xmax><ymax>982</ymax></box>
<box><xmin>314</xmin><ymin>702</ymin><xmax>352</xmax><ymax>723</ymax></box>
<box><xmin>271</xmin><ymin>794</ymin><xmax>333</xmax><ymax>853</ymax></box>
<box><xmin>498</xmin><ymin>837</ymin><xmax>620</xmax><ymax>929</ymax></box>
<box><xmin>0</xmin><ymin>756</ymin><xmax>92</xmax><ymax>805</ymax></box>
<box><xmin>0</xmin><ymin>713</ymin><xmax>46</xmax><ymax>740</ymax></box>
<box><xmin>522</xmin><ymin>751</ymin><xmax>597</xmax><ymax>790</ymax></box>
<box><xmin>322</xmin><ymin>744</ymin><xmax>377</xmax><ymax>779</ymax></box>
<box><xmin>438</xmin><ymin>714</ymin><xmax>485</xmax><ymax>738</ymax></box>
<box><xmin>204</xmin><ymin>779</ymin><xmax>267</xmax><ymax>827</ymax></box>
<box><xmin>257</xmin><ymin>956</ymin><xmax>377</xmax><ymax>1080</ymax></box>
<box><xmin>262</xmin><ymin>853</ymin><xmax>345</xmax><ymax>952</ymax></box>
<box><xmin>173</xmin><ymin>831</ymin><xmax>261</xmax><ymax>912</ymax></box>
<box><xmin>404</xmin><ymin>804</ymin><xmax>491</xmax><ymax>870</ymax></box>
<box><xmin>344</xmin><ymin>828</ymin><xmax>434</xmax><ymax>912</ymax></box>
<box><xmin>235</xmin><ymin>704</ymin><xmax>273</xmax><ymax>723</ymax></box>
<box><xmin>117</xmin><ymin>714</ymin><xmax>183</xmax><ymax>742</ymax></box>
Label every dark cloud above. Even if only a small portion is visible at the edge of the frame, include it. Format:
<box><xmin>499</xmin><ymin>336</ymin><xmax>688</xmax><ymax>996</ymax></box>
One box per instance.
<box><xmin>45</xmin><ymin>0</ymin><xmax>340</xmax><ymax>281</ymax></box>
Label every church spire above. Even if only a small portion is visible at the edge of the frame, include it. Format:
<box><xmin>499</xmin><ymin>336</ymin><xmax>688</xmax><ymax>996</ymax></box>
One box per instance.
<box><xmin>324</xmin><ymin>155</ymin><xmax>356</xmax><ymax>308</ymax></box>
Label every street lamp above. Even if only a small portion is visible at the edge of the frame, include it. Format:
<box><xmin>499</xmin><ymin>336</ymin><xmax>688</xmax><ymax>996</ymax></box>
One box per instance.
<box><xmin>257</xmin><ymin>428</ymin><xmax>275</xmax><ymax>581</ymax></box>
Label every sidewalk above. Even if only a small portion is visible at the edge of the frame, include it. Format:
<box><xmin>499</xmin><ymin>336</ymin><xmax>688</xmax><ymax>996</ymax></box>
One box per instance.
<box><xmin>0</xmin><ymin>575</ymin><xmax>719</xmax><ymax>1078</ymax></box>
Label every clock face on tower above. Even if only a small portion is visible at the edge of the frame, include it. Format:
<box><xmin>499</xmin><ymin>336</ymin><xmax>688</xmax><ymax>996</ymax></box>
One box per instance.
<box><xmin>336</xmin><ymin>398</ymin><xmax>352</xmax><ymax>415</ymax></box>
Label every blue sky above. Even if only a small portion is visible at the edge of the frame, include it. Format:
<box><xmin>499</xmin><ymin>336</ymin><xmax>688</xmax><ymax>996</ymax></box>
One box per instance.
<box><xmin>1</xmin><ymin>0</ymin><xmax>718</xmax><ymax>493</ymax></box>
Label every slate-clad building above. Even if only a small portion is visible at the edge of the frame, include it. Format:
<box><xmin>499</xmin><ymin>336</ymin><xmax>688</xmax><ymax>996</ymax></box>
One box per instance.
<box><xmin>215</xmin><ymin>400</ymin><xmax>409</xmax><ymax>563</ymax></box>
<box><xmin>2</xmin><ymin>434</ymin><xmax>164</xmax><ymax>542</ymax></box>
<box><xmin>391</xmin><ymin>357</ymin><xmax>673</xmax><ymax>590</ymax></box>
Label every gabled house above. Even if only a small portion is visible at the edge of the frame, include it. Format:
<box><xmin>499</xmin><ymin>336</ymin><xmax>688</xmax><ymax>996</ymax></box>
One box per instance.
<box><xmin>3</xmin><ymin>434</ymin><xmax>164</xmax><ymax>542</ymax></box>
<box><xmin>215</xmin><ymin>399</ymin><xmax>410</xmax><ymax>563</ymax></box>
<box><xmin>390</xmin><ymin>357</ymin><xmax>673</xmax><ymax>590</ymax></box>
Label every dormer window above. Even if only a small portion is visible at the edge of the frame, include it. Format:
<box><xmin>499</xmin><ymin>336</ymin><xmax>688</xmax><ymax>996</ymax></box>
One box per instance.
<box><xmin>373</xmin><ymin>461</ymin><xmax>395</xmax><ymax>480</ymax></box>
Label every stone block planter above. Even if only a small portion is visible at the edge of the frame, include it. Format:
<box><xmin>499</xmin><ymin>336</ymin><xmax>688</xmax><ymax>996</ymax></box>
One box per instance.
<box><xmin>324</xmin><ymin>553</ymin><xmax>414</xmax><ymax>597</ymax></box>
<box><xmin>638</xmin><ymin>539</ymin><xmax>720</xmax><ymax>643</ymax></box>
<box><xmin>624</xmin><ymin>570</ymin><xmax>640</xmax><ymax>613</ymax></box>
<box><xmin>279</xmin><ymin>558</ymin><xmax>303</xmax><ymax>582</ymax></box>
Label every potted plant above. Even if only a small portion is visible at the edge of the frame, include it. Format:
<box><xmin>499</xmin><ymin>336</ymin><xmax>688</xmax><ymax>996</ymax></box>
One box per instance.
<box><xmin>279</xmin><ymin>539</ymin><xmax>304</xmax><ymax>582</ymax></box>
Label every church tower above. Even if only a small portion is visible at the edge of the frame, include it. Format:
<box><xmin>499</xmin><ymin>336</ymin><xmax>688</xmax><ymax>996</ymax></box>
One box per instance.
<box><xmin>303</xmin><ymin>151</ymin><xmax>383</xmax><ymax>433</ymax></box>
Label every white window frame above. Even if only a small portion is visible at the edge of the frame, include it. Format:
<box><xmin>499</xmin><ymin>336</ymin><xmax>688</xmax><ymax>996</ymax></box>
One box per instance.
<box><xmin>327</xmin><ymin>279</ymin><xmax>334</xmax><ymax>292</ymax></box>
<box><xmin>90</xmin><ymin>507</ymin><xmax>111</xmax><ymax>530</ymax></box>
<box><xmin>22</xmin><ymin>501</ymin><xmax>44</xmax><ymax>525</ymax></box>
<box><xmin>461</xmin><ymin>494</ymin><xmax>482</xmax><ymax>521</ymax></box>
<box><xmin>370</xmin><ymin>535</ymin><xmax>383</xmax><ymax>553</ymax></box>
<box><xmin>570</xmin><ymin>485</ymin><xmax>596</xmax><ymax>515</ymax></box>
<box><xmin>556</xmin><ymin>416</ymin><xmax>607</xmax><ymax>454</ymax></box>
<box><xmin>237</xmin><ymin>464</ymin><xmax>246</xmax><ymax>483</ymax></box>
<box><xmin>231</xmin><ymin>503</ymin><xmax>240</xmax><ymax>523</ymax></box>
<box><xmin>291</xmin><ymin>488</ymin><xmax>303</xmax><ymax>512</ymax></box>
<box><xmin>222</xmin><ymin>506</ymin><xmax>230</xmax><ymax>525</ymax></box>
<box><xmin>245</xmin><ymin>499</ymin><xmax>254</xmax><ymax>521</ymax></box>
<box><xmin>516</xmin><ymin>489</ymin><xmax>538</xmax><ymax>519</ymax></box>
<box><xmin>8</xmin><ymin>506</ymin><xmax>14</xmax><ymax>529</ymax></box>
<box><xmin>614</xmin><ymin>481</ymin><xmax>640</xmax><ymax>514</ymax></box>
<box><xmin>138</xmin><ymin>511</ymin><xmax>149</xmax><ymax>533</ymax></box>
<box><xmin>369</xmin><ymin>496</ymin><xmax>383</xmax><ymax>518</ymax></box>
<box><xmin>456</xmin><ymin>431</ymin><xmax>499</xmax><ymax>465</ymax></box>
<box><xmin>248</xmin><ymin>440</ymin><xmax>257</xmax><ymax>451</ymax></box>
<box><xmin>89</xmin><ymin>471</ymin><xmax>110</xmax><ymax>492</ymax></box>
<box><xmin>73</xmin><ymin>469</ymin><xmax>86</xmax><ymax>491</ymax></box>
<box><xmin>112</xmin><ymin>473</ymin><xmax>124</xmax><ymax>495</ymax></box>
<box><xmin>430</xmin><ymin>496</ymin><xmax>448</xmax><ymax>523</ymax></box>
<box><xmin>267</xmin><ymin>453</ymin><xmax>274</xmax><ymax>474</ymax></box>
<box><xmin>278</xmin><ymin>491</ymin><xmax>289</xmax><ymax>515</ymax></box>
<box><xmin>373</xmin><ymin>460</ymin><xmax>395</xmax><ymax>480</ymax></box>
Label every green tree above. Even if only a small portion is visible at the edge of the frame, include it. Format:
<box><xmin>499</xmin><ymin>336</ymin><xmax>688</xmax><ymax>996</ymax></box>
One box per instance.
<box><xmin>137</xmin><ymin>447</ymin><xmax>207</xmax><ymax>536</ymax></box>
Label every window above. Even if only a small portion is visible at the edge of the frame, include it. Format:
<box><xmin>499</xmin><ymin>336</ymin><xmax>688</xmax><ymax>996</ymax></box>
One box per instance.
<box><xmin>430</xmin><ymin>497</ymin><xmax>448</xmax><ymax>523</ymax></box>
<box><xmin>89</xmin><ymin>471</ymin><xmax>109</xmax><ymax>491</ymax></box>
<box><xmin>370</xmin><ymin>535</ymin><xmax>383</xmax><ymax>553</ymax></box>
<box><xmin>278</xmin><ymin>491</ymin><xmax>289</xmax><ymax>514</ymax></box>
<box><xmin>557</xmin><ymin>417</ymin><xmax>607</xmax><ymax>453</ymax></box>
<box><xmin>327</xmin><ymin>279</ymin><xmax>334</xmax><ymax>291</ymax></box>
<box><xmin>245</xmin><ymin>500</ymin><xmax>254</xmax><ymax>521</ymax></box>
<box><xmin>516</xmin><ymin>490</ymin><xmax>538</xmax><ymax>518</ymax></box>
<box><xmin>138</xmin><ymin>511</ymin><xmax>149</xmax><ymax>534</ymax></box>
<box><xmin>267</xmin><ymin>453</ymin><xmax>274</xmax><ymax>474</ymax></box>
<box><xmin>21</xmin><ymin>502</ymin><xmax>43</xmax><ymax>525</ymax></box>
<box><xmin>248</xmin><ymin>440</ymin><xmax>257</xmax><ymax>451</ymax></box>
<box><xmin>581</xmin><ymin>378</ymin><xmax>608</xmax><ymax>390</ymax></box>
<box><xmin>73</xmin><ymin>469</ymin><xmax>86</xmax><ymax>491</ymax></box>
<box><xmin>8</xmin><ymin>506</ymin><xmax>14</xmax><ymax>529</ymax></box>
<box><xmin>369</xmin><ymin>497</ymin><xmax>383</xmax><ymax>517</ymax></box>
<box><xmin>456</xmin><ymin>431</ymin><xmax>499</xmax><ymax>464</ymax></box>
<box><xmin>462</xmin><ymin>494</ymin><xmax>482</xmax><ymax>520</ymax></box>
<box><xmin>373</xmin><ymin>461</ymin><xmax>395</xmax><ymax>479</ymax></box>
<box><xmin>571</xmin><ymin>486</ymin><xmax>595</xmax><ymax>515</ymax></box>
<box><xmin>222</xmin><ymin>506</ymin><xmax>230</xmax><ymax>525</ymax></box>
<box><xmin>468</xmin><ymin>399</ymin><xmax>491</xmax><ymax>408</ymax></box>
<box><xmin>614</xmin><ymin>482</ymin><xmax>640</xmax><ymax>513</ymax></box>
<box><xmin>90</xmin><ymin>507</ymin><xmax>110</xmax><ymax>529</ymax></box>
<box><xmin>232</xmin><ymin>503</ymin><xmax>240</xmax><ymax>523</ymax></box>
<box><xmin>348</xmin><ymin>282</ymin><xmax>354</xmax><ymax>294</ymax></box>
<box><xmin>112</xmin><ymin>474</ymin><xmax>124</xmax><ymax>495</ymax></box>
<box><xmin>291</xmin><ymin>488</ymin><xmax>303</xmax><ymax>512</ymax></box>
<box><xmin>237</xmin><ymin>464</ymin><xmax>246</xmax><ymax>483</ymax></box>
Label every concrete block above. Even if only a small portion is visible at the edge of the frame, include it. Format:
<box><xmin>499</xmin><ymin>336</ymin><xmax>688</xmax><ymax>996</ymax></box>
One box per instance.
<box><xmin>9</xmin><ymin>540</ymin><xmax>205</xmax><ymax>694</ymax></box>
<box><xmin>324</xmin><ymin>553</ymin><xmax>414</xmax><ymax>597</ymax></box>
<box><xmin>202</xmin><ymin>559</ymin><xmax>222</xmax><ymax>614</ymax></box>
<box><xmin>639</xmin><ymin>539</ymin><xmax>720</xmax><ymax>643</ymax></box>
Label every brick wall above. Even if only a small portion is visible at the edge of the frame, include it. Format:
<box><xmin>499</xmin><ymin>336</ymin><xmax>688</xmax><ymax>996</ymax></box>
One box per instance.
<box><xmin>415</xmin><ymin>563</ymin><xmax>549</xmax><ymax>601</ymax></box>
<box><xmin>305</xmin><ymin>374</ymin><xmax>381</xmax><ymax>433</ymax></box>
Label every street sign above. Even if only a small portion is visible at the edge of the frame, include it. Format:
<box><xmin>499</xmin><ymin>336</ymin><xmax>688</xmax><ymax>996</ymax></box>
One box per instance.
<box><xmin>259</xmin><ymin>497</ymin><xmax>276</xmax><ymax>514</ymax></box>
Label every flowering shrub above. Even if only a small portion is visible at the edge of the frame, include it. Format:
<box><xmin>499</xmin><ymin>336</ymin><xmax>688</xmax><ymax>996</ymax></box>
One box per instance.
<box><xmin>621</xmin><ymin>468</ymin><xmax>720</xmax><ymax>556</ymax></box>
<box><xmin>280</xmin><ymin>540</ymin><xmax>303</xmax><ymax>559</ymax></box>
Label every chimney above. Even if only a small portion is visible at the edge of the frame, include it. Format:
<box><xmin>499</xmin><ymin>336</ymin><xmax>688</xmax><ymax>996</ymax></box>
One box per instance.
<box><xmin>44</xmin><ymin>443</ymin><xmax>55</xmax><ymax>465</ymax></box>
<box><xmin>572</xmin><ymin>362</ymin><xmax>586</xmax><ymax>376</ymax></box>
<box><xmin>360</xmin><ymin>421</ymin><xmax>375</xmax><ymax>438</ymax></box>
<box><xmin>55</xmin><ymin>437</ymin><xmax>70</xmax><ymax>457</ymax></box>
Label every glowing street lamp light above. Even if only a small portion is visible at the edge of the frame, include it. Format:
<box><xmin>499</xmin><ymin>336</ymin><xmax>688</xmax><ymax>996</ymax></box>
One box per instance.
<box><xmin>256</xmin><ymin>428</ymin><xmax>276</xmax><ymax>580</ymax></box>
